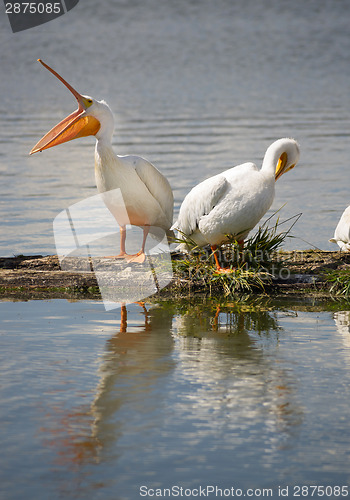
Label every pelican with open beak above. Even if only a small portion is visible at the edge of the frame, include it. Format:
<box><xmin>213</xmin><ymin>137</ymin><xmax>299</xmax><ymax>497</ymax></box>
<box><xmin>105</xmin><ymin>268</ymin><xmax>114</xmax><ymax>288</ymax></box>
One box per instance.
<box><xmin>30</xmin><ymin>60</ymin><xmax>174</xmax><ymax>263</ymax></box>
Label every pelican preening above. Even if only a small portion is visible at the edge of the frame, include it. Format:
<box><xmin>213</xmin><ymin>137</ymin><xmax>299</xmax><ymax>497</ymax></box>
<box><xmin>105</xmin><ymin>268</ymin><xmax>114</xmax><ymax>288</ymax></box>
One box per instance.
<box><xmin>172</xmin><ymin>138</ymin><xmax>300</xmax><ymax>271</ymax></box>
<box><xmin>329</xmin><ymin>206</ymin><xmax>350</xmax><ymax>252</ymax></box>
<box><xmin>30</xmin><ymin>59</ymin><xmax>173</xmax><ymax>263</ymax></box>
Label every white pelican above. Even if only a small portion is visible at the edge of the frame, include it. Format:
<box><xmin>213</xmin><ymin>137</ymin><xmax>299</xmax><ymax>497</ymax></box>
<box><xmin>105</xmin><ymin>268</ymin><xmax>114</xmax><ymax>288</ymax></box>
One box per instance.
<box><xmin>172</xmin><ymin>138</ymin><xmax>300</xmax><ymax>271</ymax></box>
<box><xmin>30</xmin><ymin>60</ymin><xmax>173</xmax><ymax>263</ymax></box>
<box><xmin>329</xmin><ymin>206</ymin><xmax>350</xmax><ymax>252</ymax></box>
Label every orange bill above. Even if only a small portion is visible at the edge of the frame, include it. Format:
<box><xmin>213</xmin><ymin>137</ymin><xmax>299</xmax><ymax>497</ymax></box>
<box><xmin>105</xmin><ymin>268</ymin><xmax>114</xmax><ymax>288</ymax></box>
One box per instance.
<box><xmin>30</xmin><ymin>59</ymin><xmax>100</xmax><ymax>155</ymax></box>
<box><xmin>30</xmin><ymin>110</ymin><xmax>100</xmax><ymax>154</ymax></box>
<box><xmin>275</xmin><ymin>152</ymin><xmax>288</xmax><ymax>181</ymax></box>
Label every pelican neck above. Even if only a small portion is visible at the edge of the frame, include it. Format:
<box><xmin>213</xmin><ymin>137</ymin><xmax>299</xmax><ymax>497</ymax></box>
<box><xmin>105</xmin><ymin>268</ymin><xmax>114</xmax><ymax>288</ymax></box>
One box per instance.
<box><xmin>95</xmin><ymin>136</ymin><xmax>114</xmax><ymax>154</ymax></box>
<box><xmin>261</xmin><ymin>144</ymin><xmax>283</xmax><ymax>177</ymax></box>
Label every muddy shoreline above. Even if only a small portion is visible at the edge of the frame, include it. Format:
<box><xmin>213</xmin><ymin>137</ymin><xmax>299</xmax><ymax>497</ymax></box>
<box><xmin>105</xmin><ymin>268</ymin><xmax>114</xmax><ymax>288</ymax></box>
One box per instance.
<box><xmin>1</xmin><ymin>251</ymin><xmax>350</xmax><ymax>301</ymax></box>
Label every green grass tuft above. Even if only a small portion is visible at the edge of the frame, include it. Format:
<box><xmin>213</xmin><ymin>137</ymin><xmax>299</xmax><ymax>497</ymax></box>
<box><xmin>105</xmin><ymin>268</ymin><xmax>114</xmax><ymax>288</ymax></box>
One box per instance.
<box><xmin>324</xmin><ymin>268</ymin><xmax>350</xmax><ymax>297</ymax></box>
<box><xmin>172</xmin><ymin>210</ymin><xmax>302</xmax><ymax>295</ymax></box>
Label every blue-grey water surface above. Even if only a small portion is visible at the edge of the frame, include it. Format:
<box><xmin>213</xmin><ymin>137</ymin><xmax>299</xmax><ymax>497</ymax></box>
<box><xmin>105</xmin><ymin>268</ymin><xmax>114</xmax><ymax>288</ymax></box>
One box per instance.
<box><xmin>2</xmin><ymin>1</ymin><xmax>350</xmax><ymax>499</ymax></box>
<box><xmin>1</xmin><ymin>298</ymin><xmax>350</xmax><ymax>500</ymax></box>
<box><xmin>1</xmin><ymin>0</ymin><xmax>350</xmax><ymax>254</ymax></box>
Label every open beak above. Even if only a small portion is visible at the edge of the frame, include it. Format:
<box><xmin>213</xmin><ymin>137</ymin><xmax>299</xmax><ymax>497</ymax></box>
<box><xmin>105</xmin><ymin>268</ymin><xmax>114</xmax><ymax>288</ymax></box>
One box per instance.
<box><xmin>275</xmin><ymin>152</ymin><xmax>295</xmax><ymax>181</ymax></box>
<box><xmin>30</xmin><ymin>60</ymin><xmax>100</xmax><ymax>155</ymax></box>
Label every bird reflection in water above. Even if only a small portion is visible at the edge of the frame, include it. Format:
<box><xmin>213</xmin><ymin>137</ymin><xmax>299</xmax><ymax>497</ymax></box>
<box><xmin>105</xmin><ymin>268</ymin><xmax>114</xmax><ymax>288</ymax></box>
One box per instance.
<box><xmin>334</xmin><ymin>310</ymin><xmax>350</xmax><ymax>355</ymax></box>
<box><xmin>41</xmin><ymin>302</ymin><xmax>174</xmax><ymax>469</ymax></box>
<box><xmin>40</xmin><ymin>300</ymin><xmax>303</xmax><ymax>483</ymax></box>
<box><xmin>174</xmin><ymin>301</ymin><xmax>303</xmax><ymax>444</ymax></box>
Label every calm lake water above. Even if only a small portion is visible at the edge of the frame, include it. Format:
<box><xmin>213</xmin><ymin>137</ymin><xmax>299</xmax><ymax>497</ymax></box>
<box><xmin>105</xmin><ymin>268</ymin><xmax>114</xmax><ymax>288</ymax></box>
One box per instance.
<box><xmin>1</xmin><ymin>0</ymin><xmax>350</xmax><ymax>254</ymax></box>
<box><xmin>1</xmin><ymin>1</ymin><xmax>350</xmax><ymax>499</ymax></box>
<box><xmin>1</xmin><ymin>297</ymin><xmax>350</xmax><ymax>500</ymax></box>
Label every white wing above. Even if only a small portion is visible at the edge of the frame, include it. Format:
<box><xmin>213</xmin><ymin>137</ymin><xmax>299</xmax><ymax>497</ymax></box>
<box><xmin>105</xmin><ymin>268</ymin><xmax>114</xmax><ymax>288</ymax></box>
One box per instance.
<box><xmin>173</xmin><ymin>174</ymin><xmax>228</xmax><ymax>236</ymax></box>
<box><xmin>221</xmin><ymin>161</ymin><xmax>258</xmax><ymax>183</ymax></box>
<box><xmin>121</xmin><ymin>155</ymin><xmax>174</xmax><ymax>227</ymax></box>
<box><xmin>331</xmin><ymin>206</ymin><xmax>350</xmax><ymax>250</ymax></box>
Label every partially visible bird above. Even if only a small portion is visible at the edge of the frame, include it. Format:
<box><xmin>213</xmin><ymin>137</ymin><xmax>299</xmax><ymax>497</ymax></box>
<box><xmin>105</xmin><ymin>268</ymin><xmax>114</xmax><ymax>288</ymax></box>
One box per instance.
<box><xmin>30</xmin><ymin>60</ymin><xmax>173</xmax><ymax>263</ymax></box>
<box><xmin>172</xmin><ymin>138</ymin><xmax>300</xmax><ymax>271</ymax></box>
<box><xmin>329</xmin><ymin>206</ymin><xmax>350</xmax><ymax>252</ymax></box>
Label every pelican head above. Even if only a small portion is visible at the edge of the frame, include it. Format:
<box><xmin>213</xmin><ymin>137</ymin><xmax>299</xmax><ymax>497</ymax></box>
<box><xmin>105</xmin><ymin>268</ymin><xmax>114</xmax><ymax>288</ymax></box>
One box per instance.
<box><xmin>30</xmin><ymin>60</ymin><xmax>114</xmax><ymax>155</ymax></box>
<box><xmin>272</xmin><ymin>138</ymin><xmax>300</xmax><ymax>182</ymax></box>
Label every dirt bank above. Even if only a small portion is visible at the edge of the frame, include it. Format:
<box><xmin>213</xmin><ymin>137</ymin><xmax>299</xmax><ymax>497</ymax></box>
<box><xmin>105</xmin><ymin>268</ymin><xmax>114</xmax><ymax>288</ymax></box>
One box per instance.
<box><xmin>0</xmin><ymin>251</ymin><xmax>349</xmax><ymax>301</ymax></box>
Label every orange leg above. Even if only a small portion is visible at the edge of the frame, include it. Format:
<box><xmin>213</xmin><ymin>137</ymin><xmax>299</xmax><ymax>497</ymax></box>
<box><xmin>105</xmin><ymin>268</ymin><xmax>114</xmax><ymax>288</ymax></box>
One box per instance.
<box><xmin>135</xmin><ymin>301</ymin><xmax>151</xmax><ymax>331</ymax></box>
<box><xmin>105</xmin><ymin>225</ymin><xmax>128</xmax><ymax>259</ymax></box>
<box><xmin>116</xmin><ymin>225</ymin><xmax>128</xmax><ymax>258</ymax></box>
<box><xmin>106</xmin><ymin>225</ymin><xmax>150</xmax><ymax>262</ymax></box>
<box><xmin>211</xmin><ymin>245</ymin><xmax>220</xmax><ymax>270</ymax></box>
<box><xmin>126</xmin><ymin>225</ymin><xmax>150</xmax><ymax>263</ymax></box>
<box><xmin>120</xmin><ymin>303</ymin><xmax>127</xmax><ymax>332</ymax></box>
<box><xmin>119</xmin><ymin>302</ymin><xmax>150</xmax><ymax>332</ymax></box>
<box><xmin>211</xmin><ymin>245</ymin><xmax>234</xmax><ymax>273</ymax></box>
<box><xmin>237</xmin><ymin>239</ymin><xmax>244</xmax><ymax>250</ymax></box>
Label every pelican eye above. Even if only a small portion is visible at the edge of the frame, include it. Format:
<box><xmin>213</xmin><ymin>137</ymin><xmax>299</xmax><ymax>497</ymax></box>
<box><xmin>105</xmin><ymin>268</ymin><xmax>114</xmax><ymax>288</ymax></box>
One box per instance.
<box><xmin>83</xmin><ymin>97</ymin><xmax>93</xmax><ymax>108</ymax></box>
